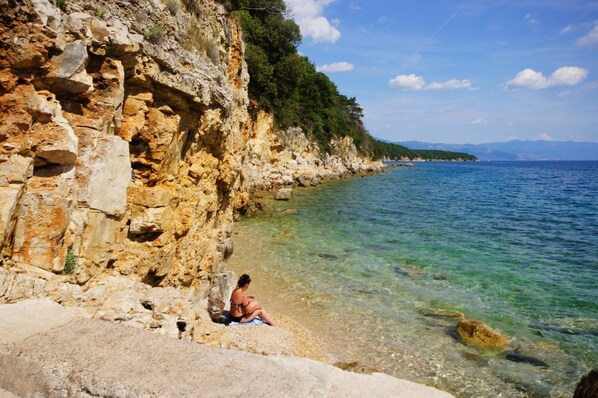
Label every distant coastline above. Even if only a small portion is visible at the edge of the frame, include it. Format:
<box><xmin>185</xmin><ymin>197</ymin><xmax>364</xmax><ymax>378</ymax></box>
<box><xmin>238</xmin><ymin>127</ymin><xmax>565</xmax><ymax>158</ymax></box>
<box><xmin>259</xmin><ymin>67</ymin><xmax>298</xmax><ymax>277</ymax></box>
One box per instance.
<box><xmin>396</xmin><ymin>139</ymin><xmax>598</xmax><ymax>161</ymax></box>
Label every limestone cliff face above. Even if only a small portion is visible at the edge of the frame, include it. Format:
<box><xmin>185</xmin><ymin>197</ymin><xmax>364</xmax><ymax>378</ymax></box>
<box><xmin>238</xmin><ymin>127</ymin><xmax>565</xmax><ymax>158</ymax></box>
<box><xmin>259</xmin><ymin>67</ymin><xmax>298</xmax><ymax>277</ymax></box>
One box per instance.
<box><xmin>0</xmin><ymin>0</ymin><xmax>383</xmax><ymax>336</ymax></box>
<box><xmin>0</xmin><ymin>0</ymin><xmax>247</xmax><ymax>303</ymax></box>
<box><xmin>242</xmin><ymin>111</ymin><xmax>384</xmax><ymax>190</ymax></box>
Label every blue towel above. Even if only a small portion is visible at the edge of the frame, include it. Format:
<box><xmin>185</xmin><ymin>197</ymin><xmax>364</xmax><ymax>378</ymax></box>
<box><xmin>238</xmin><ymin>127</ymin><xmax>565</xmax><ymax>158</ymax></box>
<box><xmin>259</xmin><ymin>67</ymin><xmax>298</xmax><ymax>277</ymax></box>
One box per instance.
<box><xmin>228</xmin><ymin>317</ymin><xmax>265</xmax><ymax>327</ymax></box>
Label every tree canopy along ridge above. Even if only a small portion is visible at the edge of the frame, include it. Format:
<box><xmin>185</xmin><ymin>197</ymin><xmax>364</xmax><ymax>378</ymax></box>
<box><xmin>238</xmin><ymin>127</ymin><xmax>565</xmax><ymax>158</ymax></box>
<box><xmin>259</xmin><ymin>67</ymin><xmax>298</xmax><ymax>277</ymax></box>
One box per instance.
<box><xmin>221</xmin><ymin>0</ymin><xmax>476</xmax><ymax>161</ymax></box>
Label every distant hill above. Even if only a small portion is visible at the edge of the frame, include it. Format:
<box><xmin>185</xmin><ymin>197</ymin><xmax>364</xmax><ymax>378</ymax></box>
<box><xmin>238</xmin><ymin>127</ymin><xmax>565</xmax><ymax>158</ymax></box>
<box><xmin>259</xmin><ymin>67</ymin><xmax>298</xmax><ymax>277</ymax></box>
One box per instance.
<box><xmin>396</xmin><ymin>140</ymin><xmax>598</xmax><ymax>161</ymax></box>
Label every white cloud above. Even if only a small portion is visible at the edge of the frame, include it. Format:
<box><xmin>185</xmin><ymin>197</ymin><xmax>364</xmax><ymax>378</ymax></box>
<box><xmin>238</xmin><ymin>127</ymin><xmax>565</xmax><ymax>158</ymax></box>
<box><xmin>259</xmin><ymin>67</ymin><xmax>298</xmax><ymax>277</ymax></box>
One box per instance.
<box><xmin>577</xmin><ymin>24</ymin><xmax>598</xmax><ymax>47</ymax></box>
<box><xmin>583</xmin><ymin>81</ymin><xmax>598</xmax><ymax>89</ymax></box>
<box><xmin>538</xmin><ymin>133</ymin><xmax>554</xmax><ymax>141</ymax></box>
<box><xmin>389</xmin><ymin>74</ymin><xmax>426</xmax><ymax>90</ymax></box>
<box><xmin>550</xmin><ymin>66</ymin><xmax>589</xmax><ymax>85</ymax></box>
<box><xmin>427</xmin><ymin>79</ymin><xmax>474</xmax><ymax>90</ymax></box>
<box><xmin>285</xmin><ymin>0</ymin><xmax>341</xmax><ymax>43</ymax></box>
<box><xmin>503</xmin><ymin>66</ymin><xmax>589</xmax><ymax>90</ymax></box>
<box><xmin>525</xmin><ymin>13</ymin><xmax>540</xmax><ymax>29</ymax></box>
<box><xmin>389</xmin><ymin>74</ymin><xmax>475</xmax><ymax>90</ymax></box>
<box><xmin>561</xmin><ymin>24</ymin><xmax>578</xmax><ymax>34</ymax></box>
<box><xmin>317</xmin><ymin>61</ymin><xmax>354</xmax><ymax>72</ymax></box>
<box><xmin>470</xmin><ymin>118</ymin><xmax>489</xmax><ymax>125</ymax></box>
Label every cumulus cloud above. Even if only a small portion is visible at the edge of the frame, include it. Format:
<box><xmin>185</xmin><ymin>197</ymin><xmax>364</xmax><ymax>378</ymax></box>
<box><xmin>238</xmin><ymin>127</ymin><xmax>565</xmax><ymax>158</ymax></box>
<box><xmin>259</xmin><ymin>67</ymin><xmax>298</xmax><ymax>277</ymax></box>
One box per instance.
<box><xmin>285</xmin><ymin>0</ymin><xmax>341</xmax><ymax>43</ymax></box>
<box><xmin>389</xmin><ymin>74</ymin><xmax>425</xmax><ymax>89</ymax></box>
<box><xmin>577</xmin><ymin>24</ymin><xmax>598</xmax><ymax>47</ymax></box>
<box><xmin>503</xmin><ymin>66</ymin><xmax>589</xmax><ymax>90</ymax></box>
<box><xmin>470</xmin><ymin>118</ymin><xmax>489</xmax><ymax>125</ymax></box>
<box><xmin>389</xmin><ymin>74</ymin><xmax>474</xmax><ymax>90</ymax></box>
<box><xmin>317</xmin><ymin>62</ymin><xmax>354</xmax><ymax>72</ymax></box>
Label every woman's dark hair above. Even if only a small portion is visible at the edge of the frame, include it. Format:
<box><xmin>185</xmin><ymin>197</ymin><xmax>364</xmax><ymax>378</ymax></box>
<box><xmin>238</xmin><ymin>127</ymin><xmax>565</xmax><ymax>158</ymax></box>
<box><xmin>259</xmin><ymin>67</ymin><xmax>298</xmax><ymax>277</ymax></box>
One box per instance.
<box><xmin>237</xmin><ymin>274</ymin><xmax>251</xmax><ymax>288</ymax></box>
<box><xmin>574</xmin><ymin>370</ymin><xmax>598</xmax><ymax>398</ymax></box>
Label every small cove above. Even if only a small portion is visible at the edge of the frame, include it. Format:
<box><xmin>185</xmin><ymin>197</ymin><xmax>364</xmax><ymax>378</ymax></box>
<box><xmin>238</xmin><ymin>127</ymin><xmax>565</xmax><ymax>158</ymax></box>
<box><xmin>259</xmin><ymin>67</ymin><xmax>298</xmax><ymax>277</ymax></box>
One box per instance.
<box><xmin>228</xmin><ymin>161</ymin><xmax>598</xmax><ymax>397</ymax></box>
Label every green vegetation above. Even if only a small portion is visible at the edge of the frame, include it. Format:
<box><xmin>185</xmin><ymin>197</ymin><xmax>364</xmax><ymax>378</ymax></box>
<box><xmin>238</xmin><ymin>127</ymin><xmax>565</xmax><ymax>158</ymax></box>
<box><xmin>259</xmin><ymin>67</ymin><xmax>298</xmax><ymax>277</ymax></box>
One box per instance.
<box><xmin>411</xmin><ymin>149</ymin><xmax>477</xmax><ymax>161</ymax></box>
<box><xmin>371</xmin><ymin>141</ymin><xmax>415</xmax><ymax>160</ymax></box>
<box><xmin>64</xmin><ymin>249</ymin><xmax>77</xmax><ymax>274</ymax></box>
<box><xmin>182</xmin><ymin>22</ymin><xmax>220</xmax><ymax>63</ymax></box>
<box><xmin>370</xmin><ymin>141</ymin><xmax>477</xmax><ymax>160</ymax></box>
<box><xmin>223</xmin><ymin>0</ymin><xmax>476</xmax><ymax>161</ymax></box>
<box><xmin>166</xmin><ymin>0</ymin><xmax>179</xmax><ymax>15</ymax></box>
<box><xmin>226</xmin><ymin>0</ymin><xmax>375</xmax><ymax>153</ymax></box>
<box><xmin>94</xmin><ymin>7</ymin><xmax>107</xmax><ymax>19</ymax></box>
<box><xmin>144</xmin><ymin>23</ymin><xmax>167</xmax><ymax>43</ymax></box>
<box><xmin>182</xmin><ymin>0</ymin><xmax>201</xmax><ymax>17</ymax></box>
<box><xmin>55</xmin><ymin>0</ymin><xmax>66</xmax><ymax>9</ymax></box>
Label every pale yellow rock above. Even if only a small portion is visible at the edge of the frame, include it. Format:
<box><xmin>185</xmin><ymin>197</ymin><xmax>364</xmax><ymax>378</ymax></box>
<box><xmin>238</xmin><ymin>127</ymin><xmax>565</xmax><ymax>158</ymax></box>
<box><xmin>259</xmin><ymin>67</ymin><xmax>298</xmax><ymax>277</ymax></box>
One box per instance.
<box><xmin>457</xmin><ymin>319</ymin><xmax>509</xmax><ymax>349</ymax></box>
<box><xmin>129</xmin><ymin>186</ymin><xmax>171</xmax><ymax>207</ymax></box>
<box><xmin>88</xmin><ymin>136</ymin><xmax>131</xmax><ymax>216</ymax></box>
<box><xmin>0</xmin><ymin>155</ymin><xmax>32</xmax><ymax>186</ymax></box>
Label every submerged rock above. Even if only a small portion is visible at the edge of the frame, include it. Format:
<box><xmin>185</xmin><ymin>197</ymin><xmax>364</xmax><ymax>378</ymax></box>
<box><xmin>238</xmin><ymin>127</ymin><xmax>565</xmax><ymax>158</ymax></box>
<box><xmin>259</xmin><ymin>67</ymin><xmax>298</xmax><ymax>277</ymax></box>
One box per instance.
<box><xmin>457</xmin><ymin>319</ymin><xmax>509</xmax><ymax>349</ymax></box>
<box><xmin>419</xmin><ymin>307</ymin><xmax>465</xmax><ymax>320</ymax></box>
<box><xmin>280</xmin><ymin>230</ymin><xmax>294</xmax><ymax>238</ymax></box>
<box><xmin>317</xmin><ymin>253</ymin><xmax>340</xmax><ymax>260</ymax></box>
<box><xmin>394</xmin><ymin>265</ymin><xmax>425</xmax><ymax>277</ymax></box>
<box><xmin>504</xmin><ymin>350</ymin><xmax>549</xmax><ymax>368</ymax></box>
<box><xmin>531</xmin><ymin>322</ymin><xmax>598</xmax><ymax>337</ymax></box>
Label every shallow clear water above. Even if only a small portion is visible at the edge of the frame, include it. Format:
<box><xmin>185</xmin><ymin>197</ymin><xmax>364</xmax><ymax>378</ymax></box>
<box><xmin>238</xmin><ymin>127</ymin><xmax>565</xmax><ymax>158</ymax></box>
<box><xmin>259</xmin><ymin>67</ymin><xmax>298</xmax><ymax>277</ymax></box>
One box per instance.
<box><xmin>230</xmin><ymin>161</ymin><xmax>598</xmax><ymax>397</ymax></box>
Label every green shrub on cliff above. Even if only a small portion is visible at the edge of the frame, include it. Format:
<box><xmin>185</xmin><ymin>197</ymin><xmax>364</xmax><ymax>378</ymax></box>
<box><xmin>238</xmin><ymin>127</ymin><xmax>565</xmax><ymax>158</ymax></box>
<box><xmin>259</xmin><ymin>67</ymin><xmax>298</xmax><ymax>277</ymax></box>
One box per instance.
<box><xmin>228</xmin><ymin>0</ymin><xmax>376</xmax><ymax>153</ymax></box>
<box><xmin>144</xmin><ymin>23</ymin><xmax>167</xmax><ymax>43</ymax></box>
<box><xmin>64</xmin><ymin>249</ymin><xmax>77</xmax><ymax>274</ymax></box>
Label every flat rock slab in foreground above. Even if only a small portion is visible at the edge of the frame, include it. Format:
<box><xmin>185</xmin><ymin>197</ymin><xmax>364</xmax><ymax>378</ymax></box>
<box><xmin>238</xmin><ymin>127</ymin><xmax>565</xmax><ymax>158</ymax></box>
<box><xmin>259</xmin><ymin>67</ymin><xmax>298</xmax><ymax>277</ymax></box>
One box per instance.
<box><xmin>0</xmin><ymin>299</ymin><xmax>454</xmax><ymax>398</ymax></box>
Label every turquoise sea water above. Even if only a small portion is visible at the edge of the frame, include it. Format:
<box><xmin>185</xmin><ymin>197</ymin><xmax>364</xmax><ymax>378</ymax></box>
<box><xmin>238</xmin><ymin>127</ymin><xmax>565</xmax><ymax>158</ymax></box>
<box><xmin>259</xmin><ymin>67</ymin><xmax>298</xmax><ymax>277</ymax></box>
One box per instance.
<box><xmin>230</xmin><ymin>161</ymin><xmax>598</xmax><ymax>397</ymax></box>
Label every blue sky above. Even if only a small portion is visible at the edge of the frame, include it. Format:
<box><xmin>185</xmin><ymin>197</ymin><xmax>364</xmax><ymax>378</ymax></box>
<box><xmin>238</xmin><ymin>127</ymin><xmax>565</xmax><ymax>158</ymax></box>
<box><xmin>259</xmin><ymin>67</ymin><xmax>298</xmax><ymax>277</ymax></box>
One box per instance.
<box><xmin>284</xmin><ymin>0</ymin><xmax>598</xmax><ymax>144</ymax></box>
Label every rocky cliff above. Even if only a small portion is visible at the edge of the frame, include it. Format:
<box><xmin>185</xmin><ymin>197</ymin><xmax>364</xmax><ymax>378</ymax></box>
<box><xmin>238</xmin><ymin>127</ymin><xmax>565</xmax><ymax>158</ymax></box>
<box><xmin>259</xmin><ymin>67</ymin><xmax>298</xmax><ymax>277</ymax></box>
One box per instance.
<box><xmin>0</xmin><ymin>0</ymin><xmax>384</xmax><ymax>341</ymax></box>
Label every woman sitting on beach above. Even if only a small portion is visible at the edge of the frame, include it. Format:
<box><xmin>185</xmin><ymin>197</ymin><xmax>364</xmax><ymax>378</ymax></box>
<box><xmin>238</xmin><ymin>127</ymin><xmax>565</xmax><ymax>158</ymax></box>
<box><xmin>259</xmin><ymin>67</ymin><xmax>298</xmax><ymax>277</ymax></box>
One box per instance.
<box><xmin>230</xmin><ymin>274</ymin><xmax>278</xmax><ymax>326</ymax></box>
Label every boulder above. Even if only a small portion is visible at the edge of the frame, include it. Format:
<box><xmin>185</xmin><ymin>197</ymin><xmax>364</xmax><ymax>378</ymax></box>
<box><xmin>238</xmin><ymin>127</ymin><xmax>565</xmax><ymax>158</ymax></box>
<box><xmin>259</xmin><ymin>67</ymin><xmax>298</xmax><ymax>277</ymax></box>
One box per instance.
<box><xmin>44</xmin><ymin>40</ymin><xmax>93</xmax><ymax>94</ymax></box>
<box><xmin>457</xmin><ymin>319</ymin><xmax>509</xmax><ymax>349</ymax></box>
<box><xmin>274</xmin><ymin>187</ymin><xmax>292</xmax><ymax>201</ymax></box>
<box><xmin>296</xmin><ymin>175</ymin><xmax>313</xmax><ymax>187</ymax></box>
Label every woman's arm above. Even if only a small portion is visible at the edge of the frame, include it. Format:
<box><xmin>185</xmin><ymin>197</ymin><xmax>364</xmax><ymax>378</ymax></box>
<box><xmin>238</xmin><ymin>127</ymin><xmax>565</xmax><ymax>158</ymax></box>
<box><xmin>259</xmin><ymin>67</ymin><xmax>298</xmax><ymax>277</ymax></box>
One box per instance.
<box><xmin>241</xmin><ymin>294</ymin><xmax>250</xmax><ymax>311</ymax></box>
